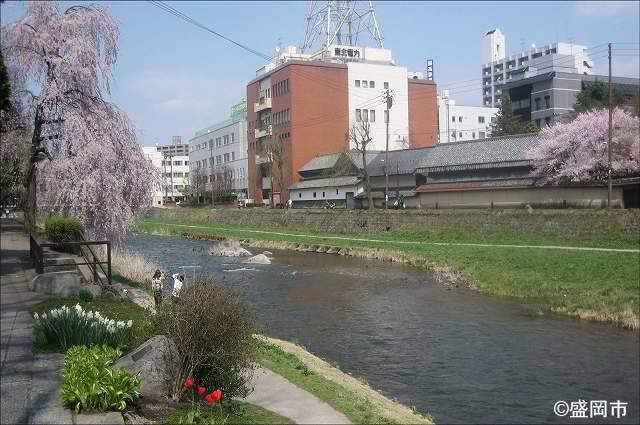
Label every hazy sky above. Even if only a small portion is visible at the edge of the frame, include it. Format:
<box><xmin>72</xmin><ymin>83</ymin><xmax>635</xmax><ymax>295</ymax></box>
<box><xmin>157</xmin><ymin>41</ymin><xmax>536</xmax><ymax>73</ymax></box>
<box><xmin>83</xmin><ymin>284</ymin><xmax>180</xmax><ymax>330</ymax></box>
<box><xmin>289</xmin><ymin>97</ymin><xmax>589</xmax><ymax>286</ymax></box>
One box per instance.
<box><xmin>1</xmin><ymin>1</ymin><xmax>639</xmax><ymax>147</ymax></box>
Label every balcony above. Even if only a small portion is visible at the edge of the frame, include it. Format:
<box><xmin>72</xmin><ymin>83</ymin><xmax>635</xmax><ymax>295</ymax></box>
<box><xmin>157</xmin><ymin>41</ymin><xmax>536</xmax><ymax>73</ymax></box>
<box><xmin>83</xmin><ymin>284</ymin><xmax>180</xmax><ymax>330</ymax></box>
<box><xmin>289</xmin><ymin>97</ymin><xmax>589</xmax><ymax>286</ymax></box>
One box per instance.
<box><xmin>255</xmin><ymin>154</ymin><xmax>270</xmax><ymax>165</ymax></box>
<box><xmin>254</xmin><ymin>96</ymin><xmax>272</xmax><ymax>113</ymax></box>
<box><xmin>255</xmin><ymin>125</ymin><xmax>272</xmax><ymax>139</ymax></box>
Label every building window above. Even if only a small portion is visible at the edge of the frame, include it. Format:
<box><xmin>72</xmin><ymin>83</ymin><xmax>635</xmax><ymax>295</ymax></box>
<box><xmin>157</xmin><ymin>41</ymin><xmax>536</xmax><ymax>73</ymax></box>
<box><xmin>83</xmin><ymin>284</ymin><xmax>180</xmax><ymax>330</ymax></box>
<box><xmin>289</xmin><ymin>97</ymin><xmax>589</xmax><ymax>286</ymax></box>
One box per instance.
<box><xmin>313</xmin><ymin>192</ymin><xmax>316</xmax><ymax>198</ymax></box>
<box><xmin>452</xmin><ymin>131</ymin><xmax>456</xmax><ymax>138</ymax></box>
<box><xmin>479</xmin><ymin>131</ymin><xmax>486</xmax><ymax>139</ymax></box>
<box><xmin>544</xmin><ymin>117</ymin><xmax>551</xmax><ymax>126</ymax></box>
<box><xmin>458</xmin><ymin>116</ymin><xmax>462</xmax><ymax>123</ymax></box>
<box><xmin>478</xmin><ymin>116</ymin><xmax>485</xmax><ymax>124</ymax></box>
<box><xmin>298</xmin><ymin>193</ymin><xmax>301</xmax><ymax>198</ymax></box>
<box><xmin>534</xmin><ymin>97</ymin><xmax>541</xmax><ymax>110</ymax></box>
<box><xmin>383</xmin><ymin>82</ymin><xmax>389</xmax><ymax>89</ymax></box>
<box><xmin>535</xmin><ymin>119</ymin><xmax>541</xmax><ymax>128</ymax></box>
<box><xmin>362</xmin><ymin>80</ymin><xmax>368</xmax><ymax>88</ymax></box>
<box><xmin>544</xmin><ymin>95</ymin><xmax>550</xmax><ymax>108</ymax></box>
<box><xmin>336</xmin><ymin>189</ymin><xmax>339</xmax><ymax>195</ymax></box>
<box><xmin>452</xmin><ymin>116</ymin><xmax>456</xmax><ymax>122</ymax></box>
<box><xmin>231</xmin><ymin>152</ymin><xmax>235</xmax><ymax>161</ymax></box>
<box><xmin>472</xmin><ymin>132</ymin><xmax>476</xmax><ymax>139</ymax></box>
<box><xmin>362</xmin><ymin>109</ymin><xmax>369</xmax><ymax>122</ymax></box>
<box><xmin>369</xmin><ymin>110</ymin><xmax>375</xmax><ymax>122</ymax></box>
<box><xmin>223</xmin><ymin>135</ymin><xmax>229</xmax><ymax>145</ymax></box>
<box><xmin>459</xmin><ymin>132</ymin><xmax>463</xmax><ymax>138</ymax></box>
<box><xmin>216</xmin><ymin>155</ymin><xmax>222</xmax><ymax>164</ymax></box>
<box><xmin>490</xmin><ymin>117</ymin><xmax>496</xmax><ymax>123</ymax></box>
<box><xmin>224</xmin><ymin>153</ymin><xmax>230</xmax><ymax>162</ymax></box>
<box><xmin>231</xmin><ymin>133</ymin><xmax>235</xmax><ymax>142</ymax></box>
<box><xmin>355</xmin><ymin>80</ymin><xmax>360</xmax><ymax>87</ymax></box>
<box><xmin>369</xmin><ymin>81</ymin><xmax>375</xmax><ymax>88</ymax></box>
<box><xmin>322</xmin><ymin>191</ymin><xmax>325</xmax><ymax>198</ymax></box>
<box><xmin>356</xmin><ymin>109</ymin><xmax>362</xmax><ymax>122</ymax></box>
<box><xmin>174</xmin><ymin>161</ymin><xmax>182</xmax><ymax>166</ymax></box>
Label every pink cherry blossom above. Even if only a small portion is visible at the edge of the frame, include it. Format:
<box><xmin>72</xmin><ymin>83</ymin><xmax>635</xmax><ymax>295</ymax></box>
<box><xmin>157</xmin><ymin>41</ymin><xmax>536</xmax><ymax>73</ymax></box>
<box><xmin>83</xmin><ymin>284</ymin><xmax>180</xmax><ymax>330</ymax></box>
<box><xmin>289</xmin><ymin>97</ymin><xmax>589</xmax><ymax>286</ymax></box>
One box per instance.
<box><xmin>527</xmin><ymin>108</ymin><xmax>640</xmax><ymax>184</ymax></box>
<box><xmin>2</xmin><ymin>1</ymin><xmax>159</xmax><ymax>243</ymax></box>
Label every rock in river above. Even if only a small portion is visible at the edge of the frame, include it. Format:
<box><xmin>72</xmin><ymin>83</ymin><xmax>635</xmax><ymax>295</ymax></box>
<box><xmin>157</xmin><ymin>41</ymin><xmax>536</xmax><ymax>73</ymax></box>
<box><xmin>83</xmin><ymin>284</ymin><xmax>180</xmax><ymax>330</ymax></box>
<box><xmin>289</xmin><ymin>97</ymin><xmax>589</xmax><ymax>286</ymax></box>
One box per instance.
<box><xmin>242</xmin><ymin>254</ymin><xmax>271</xmax><ymax>265</ymax></box>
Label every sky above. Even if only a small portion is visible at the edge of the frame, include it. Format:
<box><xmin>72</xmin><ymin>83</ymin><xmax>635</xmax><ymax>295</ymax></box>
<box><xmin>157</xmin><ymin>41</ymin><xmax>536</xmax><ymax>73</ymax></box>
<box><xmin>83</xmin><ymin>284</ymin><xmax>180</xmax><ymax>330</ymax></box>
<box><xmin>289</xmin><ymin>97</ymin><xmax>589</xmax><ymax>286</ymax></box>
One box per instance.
<box><xmin>1</xmin><ymin>0</ymin><xmax>639</xmax><ymax>147</ymax></box>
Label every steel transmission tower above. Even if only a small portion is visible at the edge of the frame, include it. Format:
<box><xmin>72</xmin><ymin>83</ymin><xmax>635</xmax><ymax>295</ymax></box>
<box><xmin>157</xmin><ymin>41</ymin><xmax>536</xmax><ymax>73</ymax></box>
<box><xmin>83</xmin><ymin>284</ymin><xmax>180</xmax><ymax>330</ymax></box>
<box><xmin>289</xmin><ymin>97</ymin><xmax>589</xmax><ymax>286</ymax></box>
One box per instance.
<box><xmin>300</xmin><ymin>0</ymin><xmax>384</xmax><ymax>54</ymax></box>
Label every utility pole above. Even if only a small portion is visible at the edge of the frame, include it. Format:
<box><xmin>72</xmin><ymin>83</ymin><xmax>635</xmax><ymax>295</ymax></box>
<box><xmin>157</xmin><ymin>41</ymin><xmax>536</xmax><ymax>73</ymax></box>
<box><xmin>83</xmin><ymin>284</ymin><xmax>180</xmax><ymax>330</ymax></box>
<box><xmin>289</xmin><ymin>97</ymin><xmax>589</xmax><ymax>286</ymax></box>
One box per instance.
<box><xmin>384</xmin><ymin>89</ymin><xmax>393</xmax><ymax>209</ymax></box>
<box><xmin>608</xmin><ymin>42</ymin><xmax>613</xmax><ymax>208</ymax></box>
<box><xmin>396</xmin><ymin>161</ymin><xmax>400</xmax><ymax>201</ymax></box>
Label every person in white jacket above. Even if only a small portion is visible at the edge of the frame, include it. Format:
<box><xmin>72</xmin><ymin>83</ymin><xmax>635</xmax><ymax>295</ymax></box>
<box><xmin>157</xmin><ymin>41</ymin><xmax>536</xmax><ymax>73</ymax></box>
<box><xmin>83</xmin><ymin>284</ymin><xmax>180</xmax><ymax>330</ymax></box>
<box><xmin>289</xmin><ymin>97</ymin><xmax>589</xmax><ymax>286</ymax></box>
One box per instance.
<box><xmin>171</xmin><ymin>273</ymin><xmax>185</xmax><ymax>299</ymax></box>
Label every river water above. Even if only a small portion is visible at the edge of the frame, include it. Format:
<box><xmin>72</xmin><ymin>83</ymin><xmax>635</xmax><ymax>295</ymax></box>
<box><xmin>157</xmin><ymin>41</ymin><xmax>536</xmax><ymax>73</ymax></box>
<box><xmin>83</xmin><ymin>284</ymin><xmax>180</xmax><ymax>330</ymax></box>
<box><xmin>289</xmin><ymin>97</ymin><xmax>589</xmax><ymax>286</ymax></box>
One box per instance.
<box><xmin>124</xmin><ymin>232</ymin><xmax>639</xmax><ymax>424</ymax></box>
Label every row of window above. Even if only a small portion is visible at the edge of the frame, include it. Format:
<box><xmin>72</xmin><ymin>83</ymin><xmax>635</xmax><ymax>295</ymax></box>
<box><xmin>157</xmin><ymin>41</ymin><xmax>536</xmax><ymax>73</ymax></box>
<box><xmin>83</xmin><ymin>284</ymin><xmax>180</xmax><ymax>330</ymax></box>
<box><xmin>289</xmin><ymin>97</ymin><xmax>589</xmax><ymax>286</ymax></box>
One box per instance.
<box><xmin>161</xmin><ymin>160</ymin><xmax>188</xmax><ymax>166</ymax></box>
<box><xmin>355</xmin><ymin>80</ymin><xmax>390</xmax><ymax>90</ymax></box>
<box><xmin>215</xmin><ymin>133</ymin><xmax>235</xmax><ymax>147</ymax></box>
<box><xmin>273</xmin><ymin>109</ymin><xmax>291</xmax><ymax>125</ymax></box>
<box><xmin>355</xmin><ymin>108</ymin><xmax>378</xmax><ymax>123</ymax></box>
<box><xmin>299</xmin><ymin>188</ymin><xmax>341</xmax><ymax>199</ymax></box>
<box><xmin>534</xmin><ymin>96</ymin><xmax>551</xmax><ymax>111</ymax></box>
<box><xmin>163</xmin><ymin>172</ymin><xmax>189</xmax><ymax>178</ymax></box>
<box><xmin>196</xmin><ymin>168</ymin><xmax>246</xmax><ymax>182</ymax></box>
<box><xmin>193</xmin><ymin>152</ymin><xmax>237</xmax><ymax>169</ymax></box>
<box><xmin>451</xmin><ymin>116</ymin><xmax>495</xmax><ymax>124</ymax></box>
<box><xmin>273</xmin><ymin>79</ymin><xmax>290</xmax><ymax>97</ymax></box>
<box><xmin>451</xmin><ymin>131</ymin><xmax>486</xmax><ymax>140</ymax></box>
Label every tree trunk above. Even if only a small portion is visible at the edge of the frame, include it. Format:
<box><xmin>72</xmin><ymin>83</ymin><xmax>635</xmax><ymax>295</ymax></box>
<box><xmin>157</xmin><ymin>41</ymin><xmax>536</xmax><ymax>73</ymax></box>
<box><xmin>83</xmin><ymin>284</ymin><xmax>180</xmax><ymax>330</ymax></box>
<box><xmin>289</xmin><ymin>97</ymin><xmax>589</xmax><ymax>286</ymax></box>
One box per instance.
<box><xmin>24</xmin><ymin>108</ymin><xmax>43</xmax><ymax>232</ymax></box>
<box><xmin>361</xmin><ymin>149</ymin><xmax>373</xmax><ymax>210</ymax></box>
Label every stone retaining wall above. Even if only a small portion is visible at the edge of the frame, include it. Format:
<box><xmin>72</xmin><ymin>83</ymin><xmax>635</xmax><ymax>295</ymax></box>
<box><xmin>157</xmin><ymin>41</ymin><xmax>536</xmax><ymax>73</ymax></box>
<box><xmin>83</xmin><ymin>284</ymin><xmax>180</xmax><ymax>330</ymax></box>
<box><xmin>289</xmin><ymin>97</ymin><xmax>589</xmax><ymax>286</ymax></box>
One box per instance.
<box><xmin>145</xmin><ymin>208</ymin><xmax>640</xmax><ymax>235</ymax></box>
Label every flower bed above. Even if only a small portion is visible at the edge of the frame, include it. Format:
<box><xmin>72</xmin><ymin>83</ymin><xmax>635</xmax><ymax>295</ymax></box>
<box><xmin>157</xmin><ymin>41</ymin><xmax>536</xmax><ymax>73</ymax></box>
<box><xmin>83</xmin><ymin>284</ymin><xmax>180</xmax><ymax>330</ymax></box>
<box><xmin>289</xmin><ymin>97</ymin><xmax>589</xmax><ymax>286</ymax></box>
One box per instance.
<box><xmin>34</xmin><ymin>304</ymin><xmax>133</xmax><ymax>350</ymax></box>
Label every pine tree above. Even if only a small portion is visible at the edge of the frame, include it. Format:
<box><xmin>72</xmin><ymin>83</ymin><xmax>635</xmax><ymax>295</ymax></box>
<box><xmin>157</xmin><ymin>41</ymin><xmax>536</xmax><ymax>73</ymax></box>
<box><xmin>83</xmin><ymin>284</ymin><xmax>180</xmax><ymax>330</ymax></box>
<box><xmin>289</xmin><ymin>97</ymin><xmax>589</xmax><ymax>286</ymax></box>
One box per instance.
<box><xmin>490</xmin><ymin>94</ymin><xmax>524</xmax><ymax>136</ymax></box>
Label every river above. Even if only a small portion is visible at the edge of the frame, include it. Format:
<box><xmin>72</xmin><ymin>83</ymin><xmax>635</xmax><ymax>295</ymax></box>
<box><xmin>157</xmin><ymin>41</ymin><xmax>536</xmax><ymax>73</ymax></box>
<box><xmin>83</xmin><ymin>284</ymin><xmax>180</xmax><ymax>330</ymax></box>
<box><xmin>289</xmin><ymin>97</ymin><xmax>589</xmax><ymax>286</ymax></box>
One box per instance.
<box><xmin>124</xmin><ymin>232</ymin><xmax>639</xmax><ymax>424</ymax></box>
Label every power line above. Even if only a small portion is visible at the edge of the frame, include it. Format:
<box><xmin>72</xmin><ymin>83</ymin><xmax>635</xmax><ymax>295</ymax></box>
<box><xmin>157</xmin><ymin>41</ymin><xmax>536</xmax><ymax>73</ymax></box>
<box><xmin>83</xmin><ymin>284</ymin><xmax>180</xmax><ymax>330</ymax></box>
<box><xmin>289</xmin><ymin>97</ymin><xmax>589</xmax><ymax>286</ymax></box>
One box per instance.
<box><xmin>148</xmin><ymin>1</ymin><xmax>272</xmax><ymax>61</ymax></box>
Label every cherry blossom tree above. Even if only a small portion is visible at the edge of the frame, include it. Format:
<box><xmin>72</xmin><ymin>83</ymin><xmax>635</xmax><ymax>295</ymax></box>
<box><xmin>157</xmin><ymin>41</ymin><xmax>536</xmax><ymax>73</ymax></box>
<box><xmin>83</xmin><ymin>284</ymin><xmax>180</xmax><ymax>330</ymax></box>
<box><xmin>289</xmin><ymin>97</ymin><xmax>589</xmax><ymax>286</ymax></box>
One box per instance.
<box><xmin>527</xmin><ymin>108</ymin><xmax>640</xmax><ymax>184</ymax></box>
<box><xmin>2</xmin><ymin>2</ymin><xmax>158</xmax><ymax>242</ymax></box>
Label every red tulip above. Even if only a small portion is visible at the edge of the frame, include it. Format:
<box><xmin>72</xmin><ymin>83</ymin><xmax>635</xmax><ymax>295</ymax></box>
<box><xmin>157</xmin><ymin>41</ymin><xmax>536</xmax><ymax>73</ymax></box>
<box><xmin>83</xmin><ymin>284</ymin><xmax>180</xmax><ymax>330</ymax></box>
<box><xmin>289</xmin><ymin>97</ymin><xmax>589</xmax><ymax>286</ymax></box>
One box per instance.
<box><xmin>183</xmin><ymin>377</ymin><xmax>194</xmax><ymax>388</ymax></box>
<box><xmin>205</xmin><ymin>392</ymin><xmax>215</xmax><ymax>403</ymax></box>
<box><xmin>212</xmin><ymin>388</ymin><xmax>223</xmax><ymax>402</ymax></box>
<box><xmin>197</xmin><ymin>386</ymin><xmax>206</xmax><ymax>395</ymax></box>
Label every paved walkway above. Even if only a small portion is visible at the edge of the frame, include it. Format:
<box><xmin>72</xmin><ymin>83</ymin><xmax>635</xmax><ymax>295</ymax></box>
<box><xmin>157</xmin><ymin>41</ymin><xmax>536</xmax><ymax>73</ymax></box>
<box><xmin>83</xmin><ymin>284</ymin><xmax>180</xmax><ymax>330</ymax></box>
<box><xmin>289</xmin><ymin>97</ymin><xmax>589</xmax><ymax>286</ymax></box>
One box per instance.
<box><xmin>0</xmin><ymin>219</ymin><xmax>73</xmax><ymax>425</ymax></box>
<box><xmin>145</xmin><ymin>222</ymin><xmax>640</xmax><ymax>254</ymax></box>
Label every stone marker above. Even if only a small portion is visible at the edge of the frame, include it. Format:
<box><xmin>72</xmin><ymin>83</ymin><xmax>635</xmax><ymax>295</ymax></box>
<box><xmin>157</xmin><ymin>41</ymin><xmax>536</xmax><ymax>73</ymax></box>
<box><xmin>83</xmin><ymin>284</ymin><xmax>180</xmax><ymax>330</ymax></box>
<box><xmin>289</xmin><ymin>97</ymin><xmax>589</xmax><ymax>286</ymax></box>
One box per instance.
<box><xmin>242</xmin><ymin>254</ymin><xmax>271</xmax><ymax>265</ymax></box>
<box><xmin>115</xmin><ymin>335</ymin><xmax>179</xmax><ymax>398</ymax></box>
<box><xmin>29</xmin><ymin>271</ymin><xmax>83</xmax><ymax>297</ymax></box>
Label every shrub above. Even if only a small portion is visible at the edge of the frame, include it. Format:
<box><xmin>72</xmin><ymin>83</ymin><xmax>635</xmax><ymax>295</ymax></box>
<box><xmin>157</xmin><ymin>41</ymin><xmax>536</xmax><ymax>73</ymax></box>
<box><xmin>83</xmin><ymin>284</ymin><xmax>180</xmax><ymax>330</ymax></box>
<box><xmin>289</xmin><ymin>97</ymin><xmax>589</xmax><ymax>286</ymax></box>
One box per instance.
<box><xmin>156</xmin><ymin>279</ymin><xmax>256</xmax><ymax>401</ymax></box>
<box><xmin>78</xmin><ymin>289</ymin><xmax>95</xmax><ymax>302</ymax></box>
<box><xmin>33</xmin><ymin>304</ymin><xmax>133</xmax><ymax>350</ymax></box>
<box><xmin>44</xmin><ymin>215</ymin><xmax>83</xmax><ymax>243</ymax></box>
<box><xmin>61</xmin><ymin>345</ymin><xmax>141</xmax><ymax>413</ymax></box>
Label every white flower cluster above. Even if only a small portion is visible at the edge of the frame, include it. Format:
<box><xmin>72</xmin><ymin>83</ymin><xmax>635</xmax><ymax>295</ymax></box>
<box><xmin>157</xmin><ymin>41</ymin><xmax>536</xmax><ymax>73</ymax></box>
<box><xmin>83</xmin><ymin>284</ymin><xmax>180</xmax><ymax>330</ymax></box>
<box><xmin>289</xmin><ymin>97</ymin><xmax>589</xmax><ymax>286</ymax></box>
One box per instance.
<box><xmin>34</xmin><ymin>304</ymin><xmax>133</xmax><ymax>333</ymax></box>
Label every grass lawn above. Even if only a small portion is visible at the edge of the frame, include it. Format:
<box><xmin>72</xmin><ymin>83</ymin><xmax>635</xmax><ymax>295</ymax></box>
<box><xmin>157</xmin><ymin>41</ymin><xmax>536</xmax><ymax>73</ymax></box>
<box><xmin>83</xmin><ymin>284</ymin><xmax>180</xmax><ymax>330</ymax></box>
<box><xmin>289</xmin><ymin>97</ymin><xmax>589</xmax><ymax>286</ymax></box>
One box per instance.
<box><xmin>255</xmin><ymin>338</ymin><xmax>432</xmax><ymax>424</ymax></box>
<box><xmin>137</xmin><ymin>217</ymin><xmax>640</xmax><ymax>329</ymax></box>
<box><xmin>159</xmin><ymin>400</ymin><xmax>293</xmax><ymax>425</ymax></box>
<box><xmin>30</xmin><ymin>293</ymin><xmax>152</xmax><ymax>353</ymax></box>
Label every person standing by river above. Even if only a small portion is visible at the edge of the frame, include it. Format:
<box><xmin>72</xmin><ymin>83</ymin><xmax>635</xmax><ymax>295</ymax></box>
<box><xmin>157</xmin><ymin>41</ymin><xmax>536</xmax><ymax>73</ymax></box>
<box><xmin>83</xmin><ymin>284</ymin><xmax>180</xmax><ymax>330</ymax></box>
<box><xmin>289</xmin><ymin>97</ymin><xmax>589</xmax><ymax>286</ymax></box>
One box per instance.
<box><xmin>171</xmin><ymin>272</ymin><xmax>185</xmax><ymax>301</ymax></box>
<box><xmin>151</xmin><ymin>270</ymin><xmax>164</xmax><ymax>308</ymax></box>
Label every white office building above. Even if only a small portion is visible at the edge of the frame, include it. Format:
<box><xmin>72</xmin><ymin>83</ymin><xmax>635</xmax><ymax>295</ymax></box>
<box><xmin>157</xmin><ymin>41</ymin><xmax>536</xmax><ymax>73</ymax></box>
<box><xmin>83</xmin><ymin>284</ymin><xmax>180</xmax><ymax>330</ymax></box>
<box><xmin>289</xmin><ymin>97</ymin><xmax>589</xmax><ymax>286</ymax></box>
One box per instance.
<box><xmin>482</xmin><ymin>29</ymin><xmax>594</xmax><ymax>107</ymax></box>
<box><xmin>189</xmin><ymin>100</ymin><xmax>249</xmax><ymax>199</ymax></box>
<box><xmin>141</xmin><ymin>146</ymin><xmax>165</xmax><ymax>207</ymax></box>
<box><xmin>438</xmin><ymin>92</ymin><xmax>498</xmax><ymax>143</ymax></box>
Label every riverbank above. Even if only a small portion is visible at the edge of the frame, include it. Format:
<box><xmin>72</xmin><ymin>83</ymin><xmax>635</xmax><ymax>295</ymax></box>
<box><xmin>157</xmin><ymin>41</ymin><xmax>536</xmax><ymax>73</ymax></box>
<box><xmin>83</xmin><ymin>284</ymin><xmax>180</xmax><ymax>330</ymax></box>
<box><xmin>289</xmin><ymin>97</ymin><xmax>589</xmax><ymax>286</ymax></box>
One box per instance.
<box><xmin>136</xmin><ymin>217</ymin><xmax>640</xmax><ymax>329</ymax></box>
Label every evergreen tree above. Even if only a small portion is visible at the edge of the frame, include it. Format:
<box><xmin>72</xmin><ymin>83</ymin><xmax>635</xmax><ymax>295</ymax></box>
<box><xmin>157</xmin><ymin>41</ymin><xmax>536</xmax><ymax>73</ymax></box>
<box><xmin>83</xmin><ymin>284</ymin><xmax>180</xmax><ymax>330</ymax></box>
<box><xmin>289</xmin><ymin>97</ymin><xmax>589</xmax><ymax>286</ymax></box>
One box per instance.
<box><xmin>490</xmin><ymin>94</ymin><xmax>524</xmax><ymax>136</ymax></box>
<box><xmin>524</xmin><ymin>121</ymin><xmax>540</xmax><ymax>133</ymax></box>
<box><xmin>574</xmin><ymin>80</ymin><xmax>625</xmax><ymax>112</ymax></box>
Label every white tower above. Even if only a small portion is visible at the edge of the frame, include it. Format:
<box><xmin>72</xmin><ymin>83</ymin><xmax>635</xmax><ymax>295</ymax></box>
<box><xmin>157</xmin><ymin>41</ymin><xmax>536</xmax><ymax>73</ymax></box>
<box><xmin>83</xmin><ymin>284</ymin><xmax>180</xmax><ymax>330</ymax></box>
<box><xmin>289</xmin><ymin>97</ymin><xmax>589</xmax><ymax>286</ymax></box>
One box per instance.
<box><xmin>483</xmin><ymin>29</ymin><xmax>505</xmax><ymax>63</ymax></box>
<box><xmin>300</xmin><ymin>1</ymin><xmax>384</xmax><ymax>54</ymax></box>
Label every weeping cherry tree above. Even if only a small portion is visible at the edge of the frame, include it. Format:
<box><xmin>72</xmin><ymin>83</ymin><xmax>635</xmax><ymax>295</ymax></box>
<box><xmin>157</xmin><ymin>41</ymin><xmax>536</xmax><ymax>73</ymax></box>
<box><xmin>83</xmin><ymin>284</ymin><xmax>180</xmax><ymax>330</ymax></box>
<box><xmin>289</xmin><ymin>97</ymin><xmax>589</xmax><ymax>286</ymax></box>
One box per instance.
<box><xmin>2</xmin><ymin>1</ymin><xmax>158</xmax><ymax>242</ymax></box>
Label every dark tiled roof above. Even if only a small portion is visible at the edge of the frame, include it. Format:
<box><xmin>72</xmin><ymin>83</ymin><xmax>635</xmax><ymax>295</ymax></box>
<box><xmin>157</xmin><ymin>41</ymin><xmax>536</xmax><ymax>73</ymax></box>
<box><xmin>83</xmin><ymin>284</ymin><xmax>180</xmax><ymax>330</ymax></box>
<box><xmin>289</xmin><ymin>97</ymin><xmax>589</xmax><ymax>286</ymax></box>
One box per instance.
<box><xmin>417</xmin><ymin>134</ymin><xmax>540</xmax><ymax>170</ymax></box>
<box><xmin>368</xmin><ymin>147</ymin><xmax>433</xmax><ymax>176</ymax></box>
<box><xmin>289</xmin><ymin>176</ymin><xmax>360</xmax><ymax>190</ymax></box>
<box><xmin>298</xmin><ymin>150</ymin><xmax>381</xmax><ymax>173</ymax></box>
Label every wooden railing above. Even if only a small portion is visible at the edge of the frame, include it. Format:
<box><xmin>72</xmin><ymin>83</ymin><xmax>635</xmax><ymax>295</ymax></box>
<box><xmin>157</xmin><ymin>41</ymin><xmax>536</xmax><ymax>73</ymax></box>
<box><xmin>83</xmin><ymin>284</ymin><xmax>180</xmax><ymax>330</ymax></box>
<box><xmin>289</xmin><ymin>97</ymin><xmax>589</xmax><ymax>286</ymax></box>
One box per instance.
<box><xmin>29</xmin><ymin>233</ymin><xmax>112</xmax><ymax>286</ymax></box>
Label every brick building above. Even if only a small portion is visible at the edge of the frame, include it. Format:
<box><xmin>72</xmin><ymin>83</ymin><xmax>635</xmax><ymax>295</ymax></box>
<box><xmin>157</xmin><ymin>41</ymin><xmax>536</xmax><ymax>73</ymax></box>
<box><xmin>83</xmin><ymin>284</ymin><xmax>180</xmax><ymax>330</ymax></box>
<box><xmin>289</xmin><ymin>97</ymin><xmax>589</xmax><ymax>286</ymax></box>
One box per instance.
<box><xmin>246</xmin><ymin>45</ymin><xmax>438</xmax><ymax>204</ymax></box>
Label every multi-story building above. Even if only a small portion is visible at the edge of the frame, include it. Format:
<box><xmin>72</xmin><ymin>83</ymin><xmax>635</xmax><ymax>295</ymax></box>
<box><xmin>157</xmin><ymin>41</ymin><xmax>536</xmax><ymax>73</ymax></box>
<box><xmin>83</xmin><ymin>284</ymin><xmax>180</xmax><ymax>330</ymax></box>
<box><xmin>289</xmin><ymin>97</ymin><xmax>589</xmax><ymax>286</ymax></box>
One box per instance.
<box><xmin>503</xmin><ymin>72</ymin><xmax>640</xmax><ymax>127</ymax></box>
<box><xmin>154</xmin><ymin>138</ymin><xmax>190</xmax><ymax>204</ymax></box>
<box><xmin>437</xmin><ymin>91</ymin><xmax>498</xmax><ymax>143</ymax></box>
<box><xmin>189</xmin><ymin>101</ymin><xmax>249</xmax><ymax>200</ymax></box>
<box><xmin>141</xmin><ymin>146</ymin><xmax>165</xmax><ymax>207</ymax></box>
<box><xmin>482</xmin><ymin>29</ymin><xmax>594</xmax><ymax>107</ymax></box>
<box><xmin>246</xmin><ymin>45</ymin><xmax>438</xmax><ymax>204</ymax></box>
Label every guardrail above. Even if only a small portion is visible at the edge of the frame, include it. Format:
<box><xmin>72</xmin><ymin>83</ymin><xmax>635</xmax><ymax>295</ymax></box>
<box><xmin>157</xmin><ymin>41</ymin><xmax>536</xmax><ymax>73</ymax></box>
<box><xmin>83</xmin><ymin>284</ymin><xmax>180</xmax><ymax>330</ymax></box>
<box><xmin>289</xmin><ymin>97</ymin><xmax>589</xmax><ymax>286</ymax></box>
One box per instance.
<box><xmin>29</xmin><ymin>233</ymin><xmax>112</xmax><ymax>286</ymax></box>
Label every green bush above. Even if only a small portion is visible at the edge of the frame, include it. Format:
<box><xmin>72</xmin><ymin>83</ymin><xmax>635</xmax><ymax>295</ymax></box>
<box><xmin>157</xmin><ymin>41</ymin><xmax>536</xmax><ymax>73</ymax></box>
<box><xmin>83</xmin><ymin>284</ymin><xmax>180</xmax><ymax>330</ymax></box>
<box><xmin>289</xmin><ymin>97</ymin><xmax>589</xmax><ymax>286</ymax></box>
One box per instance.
<box><xmin>244</xmin><ymin>203</ymin><xmax>265</xmax><ymax>208</ymax></box>
<box><xmin>78</xmin><ymin>289</ymin><xmax>95</xmax><ymax>302</ymax></box>
<box><xmin>33</xmin><ymin>304</ymin><xmax>133</xmax><ymax>351</ymax></box>
<box><xmin>44</xmin><ymin>215</ymin><xmax>83</xmax><ymax>243</ymax></box>
<box><xmin>157</xmin><ymin>279</ymin><xmax>256</xmax><ymax>401</ymax></box>
<box><xmin>61</xmin><ymin>345</ymin><xmax>141</xmax><ymax>413</ymax></box>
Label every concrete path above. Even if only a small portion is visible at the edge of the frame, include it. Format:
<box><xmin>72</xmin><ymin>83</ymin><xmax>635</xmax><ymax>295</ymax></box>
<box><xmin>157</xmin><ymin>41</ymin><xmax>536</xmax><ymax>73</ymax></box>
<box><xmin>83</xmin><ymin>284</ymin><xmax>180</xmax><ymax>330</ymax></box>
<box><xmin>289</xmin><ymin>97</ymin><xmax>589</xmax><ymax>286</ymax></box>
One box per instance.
<box><xmin>151</xmin><ymin>222</ymin><xmax>640</xmax><ymax>254</ymax></box>
<box><xmin>114</xmin><ymin>279</ymin><xmax>351</xmax><ymax>424</ymax></box>
<box><xmin>1</xmin><ymin>219</ymin><xmax>73</xmax><ymax>425</ymax></box>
